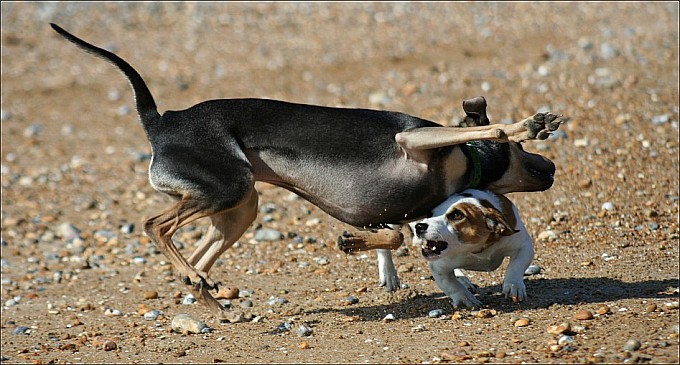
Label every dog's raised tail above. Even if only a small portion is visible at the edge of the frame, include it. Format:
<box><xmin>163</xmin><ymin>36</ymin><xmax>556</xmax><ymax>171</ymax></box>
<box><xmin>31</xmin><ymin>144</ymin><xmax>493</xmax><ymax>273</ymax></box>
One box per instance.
<box><xmin>50</xmin><ymin>23</ymin><xmax>160</xmax><ymax>128</ymax></box>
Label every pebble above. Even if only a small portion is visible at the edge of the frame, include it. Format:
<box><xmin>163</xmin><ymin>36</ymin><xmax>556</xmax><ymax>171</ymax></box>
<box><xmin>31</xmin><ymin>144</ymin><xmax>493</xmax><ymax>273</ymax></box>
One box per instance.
<box><xmin>12</xmin><ymin>326</ymin><xmax>29</xmax><ymax>335</ymax></box>
<box><xmin>574</xmin><ymin>310</ymin><xmax>594</xmax><ymax>320</ymax></box>
<box><xmin>382</xmin><ymin>313</ymin><xmax>395</xmax><ymax>322</ymax></box>
<box><xmin>524</xmin><ymin>264</ymin><xmax>541</xmax><ymax>276</ymax></box>
<box><xmin>267</xmin><ymin>296</ymin><xmax>288</xmax><ymax>306</ymax></box>
<box><xmin>222</xmin><ymin>311</ymin><xmax>245</xmax><ymax>324</ymax></box>
<box><xmin>558</xmin><ymin>335</ymin><xmax>574</xmax><ymax>346</ymax></box>
<box><xmin>56</xmin><ymin>222</ymin><xmax>81</xmax><ymax>242</ymax></box>
<box><xmin>296</xmin><ymin>324</ymin><xmax>313</xmax><ymax>337</ymax></box>
<box><xmin>215</xmin><ymin>287</ymin><xmax>240</xmax><ymax>300</ymax></box>
<box><xmin>623</xmin><ymin>338</ymin><xmax>641</xmax><ymax>352</ymax></box>
<box><xmin>475</xmin><ymin>309</ymin><xmax>496</xmax><ymax>318</ymax></box>
<box><xmin>428</xmin><ymin>309</ymin><xmax>445</xmax><ymax>318</ymax></box>
<box><xmin>595</xmin><ymin>305</ymin><xmax>611</xmax><ymax>315</ymax></box>
<box><xmin>143</xmin><ymin>291</ymin><xmax>158</xmax><ymax>300</ymax></box>
<box><xmin>238</xmin><ymin>289</ymin><xmax>254</xmax><ymax>298</ymax></box>
<box><xmin>143</xmin><ymin>309</ymin><xmax>162</xmax><ymax>321</ymax></box>
<box><xmin>240</xmin><ymin>300</ymin><xmax>253</xmax><ymax>308</ymax></box>
<box><xmin>665</xmin><ymin>301</ymin><xmax>679</xmax><ymax>310</ymax></box>
<box><xmin>182</xmin><ymin>294</ymin><xmax>196</xmax><ymax>305</ymax></box>
<box><xmin>171</xmin><ymin>314</ymin><xmax>210</xmax><ymax>334</ymax></box>
<box><xmin>651</xmin><ymin>114</ymin><xmax>670</xmax><ymax>125</ymax></box>
<box><xmin>547</xmin><ymin>322</ymin><xmax>571</xmax><ymax>335</ymax></box>
<box><xmin>645</xmin><ymin>303</ymin><xmax>657</xmax><ymax>312</ymax></box>
<box><xmin>254</xmin><ymin>228</ymin><xmax>283</xmax><ymax>241</ymax></box>
<box><xmin>274</xmin><ymin>322</ymin><xmax>292</xmax><ymax>333</ymax></box>
<box><xmin>601</xmin><ymin>202</ymin><xmax>615</xmax><ymax>211</ymax></box>
<box><xmin>342</xmin><ymin>295</ymin><xmax>359</xmax><ymax>305</ymax></box>
<box><xmin>514</xmin><ymin>318</ymin><xmax>530</xmax><ymax>327</ymax></box>
<box><xmin>104</xmin><ymin>309</ymin><xmax>122</xmax><ymax>316</ymax></box>
<box><xmin>103</xmin><ymin>340</ymin><xmax>117</xmax><ymax>351</ymax></box>
<box><xmin>538</xmin><ymin>230</ymin><xmax>558</xmax><ymax>242</ymax></box>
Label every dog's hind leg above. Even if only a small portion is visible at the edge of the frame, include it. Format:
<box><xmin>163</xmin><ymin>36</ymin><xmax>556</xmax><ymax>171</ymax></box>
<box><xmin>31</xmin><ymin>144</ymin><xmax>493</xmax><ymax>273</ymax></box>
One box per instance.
<box><xmin>188</xmin><ymin>188</ymin><xmax>258</xmax><ymax>276</ymax></box>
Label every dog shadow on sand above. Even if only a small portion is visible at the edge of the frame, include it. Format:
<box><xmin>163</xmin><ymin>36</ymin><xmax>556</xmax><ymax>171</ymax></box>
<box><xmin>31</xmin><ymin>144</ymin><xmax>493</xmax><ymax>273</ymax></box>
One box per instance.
<box><xmin>306</xmin><ymin>277</ymin><xmax>680</xmax><ymax>321</ymax></box>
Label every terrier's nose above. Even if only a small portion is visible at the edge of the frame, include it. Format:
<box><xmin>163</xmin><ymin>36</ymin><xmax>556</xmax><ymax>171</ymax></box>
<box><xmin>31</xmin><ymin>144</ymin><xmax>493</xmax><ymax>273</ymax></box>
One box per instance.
<box><xmin>415</xmin><ymin>223</ymin><xmax>428</xmax><ymax>235</ymax></box>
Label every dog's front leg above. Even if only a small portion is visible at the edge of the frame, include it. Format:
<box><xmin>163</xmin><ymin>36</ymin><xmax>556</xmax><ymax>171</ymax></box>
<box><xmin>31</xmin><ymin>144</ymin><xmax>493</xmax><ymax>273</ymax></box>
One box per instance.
<box><xmin>430</xmin><ymin>261</ymin><xmax>483</xmax><ymax>309</ymax></box>
<box><xmin>501</xmin><ymin>233</ymin><xmax>535</xmax><ymax>302</ymax></box>
<box><xmin>377</xmin><ymin>249</ymin><xmax>400</xmax><ymax>291</ymax></box>
<box><xmin>395</xmin><ymin>112</ymin><xmax>563</xmax><ymax>150</ymax></box>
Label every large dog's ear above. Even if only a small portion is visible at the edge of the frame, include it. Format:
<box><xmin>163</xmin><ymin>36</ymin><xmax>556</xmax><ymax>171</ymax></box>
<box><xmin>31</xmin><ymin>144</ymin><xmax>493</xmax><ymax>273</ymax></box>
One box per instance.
<box><xmin>460</xmin><ymin>96</ymin><xmax>490</xmax><ymax>127</ymax></box>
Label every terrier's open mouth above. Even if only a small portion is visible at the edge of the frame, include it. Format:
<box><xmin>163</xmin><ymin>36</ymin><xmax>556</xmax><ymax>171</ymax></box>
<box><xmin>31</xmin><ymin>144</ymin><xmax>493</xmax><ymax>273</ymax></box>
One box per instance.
<box><xmin>421</xmin><ymin>240</ymin><xmax>448</xmax><ymax>259</ymax></box>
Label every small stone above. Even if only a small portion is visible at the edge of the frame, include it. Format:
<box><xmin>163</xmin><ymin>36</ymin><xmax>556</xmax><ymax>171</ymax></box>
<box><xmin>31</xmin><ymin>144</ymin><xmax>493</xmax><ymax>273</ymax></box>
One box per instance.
<box><xmin>266</xmin><ymin>296</ymin><xmax>288</xmax><ymax>306</ymax></box>
<box><xmin>103</xmin><ymin>340</ymin><xmax>117</xmax><ymax>351</ymax></box>
<box><xmin>623</xmin><ymin>339</ymin><xmax>641</xmax><ymax>352</ymax></box>
<box><xmin>514</xmin><ymin>318</ymin><xmax>530</xmax><ymax>327</ymax></box>
<box><xmin>298</xmin><ymin>341</ymin><xmax>310</xmax><ymax>349</ymax></box>
<box><xmin>428</xmin><ymin>309</ymin><xmax>445</xmax><ymax>318</ymax></box>
<box><xmin>12</xmin><ymin>326</ymin><xmax>29</xmax><ymax>335</ymax></box>
<box><xmin>558</xmin><ymin>335</ymin><xmax>574</xmax><ymax>346</ymax></box>
<box><xmin>538</xmin><ymin>230</ymin><xmax>558</xmax><ymax>242</ymax></box>
<box><xmin>215</xmin><ymin>287</ymin><xmax>239</xmax><ymax>300</ymax></box>
<box><xmin>397</xmin><ymin>262</ymin><xmax>414</xmax><ymax>273</ymax></box>
<box><xmin>645</xmin><ymin>303</ymin><xmax>657</xmax><ymax>312</ymax></box>
<box><xmin>651</xmin><ymin>114</ymin><xmax>670</xmax><ymax>125</ymax></box>
<box><xmin>383</xmin><ymin>313</ymin><xmax>395</xmax><ymax>322</ymax></box>
<box><xmin>574</xmin><ymin>310</ymin><xmax>594</xmax><ymax>320</ymax></box>
<box><xmin>524</xmin><ymin>264</ymin><xmax>541</xmax><ymax>276</ymax></box>
<box><xmin>664</xmin><ymin>301</ymin><xmax>679</xmax><ymax>310</ymax></box>
<box><xmin>601</xmin><ymin>202</ymin><xmax>615</xmax><ymax>211</ymax></box>
<box><xmin>143</xmin><ymin>309</ymin><xmax>162</xmax><ymax>321</ymax></box>
<box><xmin>221</xmin><ymin>311</ymin><xmax>244</xmax><ymax>324</ymax></box>
<box><xmin>341</xmin><ymin>296</ymin><xmax>359</xmax><ymax>306</ymax></box>
<box><xmin>296</xmin><ymin>324</ymin><xmax>313</xmax><ymax>337</ymax></box>
<box><xmin>171</xmin><ymin>314</ymin><xmax>209</xmax><ymax>334</ymax></box>
<box><xmin>143</xmin><ymin>291</ymin><xmax>158</xmax><ymax>300</ymax></box>
<box><xmin>274</xmin><ymin>322</ymin><xmax>292</xmax><ymax>333</ymax></box>
<box><xmin>578</xmin><ymin>178</ymin><xmax>593</xmax><ymax>188</ymax></box>
<box><xmin>104</xmin><ymin>309</ymin><xmax>122</xmax><ymax>316</ymax></box>
<box><xmin>475</xmin><ymin>309</ymin><xmax>496</xmax><ymax>318</ymax></box>
<box><xmin>182</xmin><ymin>294</ymin><xmax>196</xmax><ymax>305</ymax></box>
<box><xmin>547</xmin><ymin>322</ymin><xmax>571</xmax><ymax>335</ymax></box>
<box><xmin>239</xmin><ymin>300</ymin><xmax>253</xmax><ymax>308</ymax></box>
<box><xmin>595</xmin><ymin>305</ymin><xmax>611</xmax><ymax>315</ymax></box>
<box><xmin>254</xmin><ymin>228</ymin><xmax>283</xmax><ymax>241</ymax></box>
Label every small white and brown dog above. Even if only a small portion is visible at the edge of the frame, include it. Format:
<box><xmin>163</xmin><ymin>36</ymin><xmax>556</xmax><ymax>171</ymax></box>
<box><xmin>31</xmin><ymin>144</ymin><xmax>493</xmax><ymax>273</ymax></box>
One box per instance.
<box><xmin>409</xmin><ymin>189</ymin><xmax>534</xmax><ymax>308</ymax></box>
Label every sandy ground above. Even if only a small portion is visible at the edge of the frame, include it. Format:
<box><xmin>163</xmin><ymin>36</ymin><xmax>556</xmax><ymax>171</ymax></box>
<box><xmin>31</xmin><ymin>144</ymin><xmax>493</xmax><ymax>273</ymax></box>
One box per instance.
<box><xmin>1</xmin><ymin>2</ymin><xmax>678</xmax><ymax>364</ymax></box>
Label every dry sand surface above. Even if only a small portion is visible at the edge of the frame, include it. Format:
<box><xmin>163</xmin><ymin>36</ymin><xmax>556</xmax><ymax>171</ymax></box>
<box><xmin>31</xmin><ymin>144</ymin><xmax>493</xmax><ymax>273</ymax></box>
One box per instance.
<box><xmin>1</xmin><ymin>2</ymin><xmax>679</xmax><ymax>364</ymax></box>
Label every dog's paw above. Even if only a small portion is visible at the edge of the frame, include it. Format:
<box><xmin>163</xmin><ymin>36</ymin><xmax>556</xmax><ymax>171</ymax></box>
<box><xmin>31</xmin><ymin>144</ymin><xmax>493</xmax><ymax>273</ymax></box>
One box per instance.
<box><xmin>450</xmin><ymin>290</ymin><xmax>483</xmax><ymax>309</ymax></box>
<box><xmin>523</xmin><ymin>112</ymin><xmax>563</xmax><ymax>141</ymax></box>
<box><xmin>502</xmin><ymin>280</ymin><xmax>527</xmax><ymax>302</ymax></box>
<box><xmin>454</xmin><ymin>269</ymin><xmax>478</xmax><ymax>294</ymax></box>
<box><xmin>378</xmin><ymin>266</ymin><xmax>400</xmax><ymax>292</ymax></box>
<box><xmin>337</xmin><ymin>231</ymin><xmax>368</xmax><ymax>254</ymax></box>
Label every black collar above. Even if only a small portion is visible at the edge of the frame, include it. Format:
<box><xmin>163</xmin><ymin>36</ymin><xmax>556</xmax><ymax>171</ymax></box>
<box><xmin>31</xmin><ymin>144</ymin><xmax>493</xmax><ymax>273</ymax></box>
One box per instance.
<box><xmin>460</xmin><ymin>142</ymin><xmax>482</xmax><ymax>188</ymax></box>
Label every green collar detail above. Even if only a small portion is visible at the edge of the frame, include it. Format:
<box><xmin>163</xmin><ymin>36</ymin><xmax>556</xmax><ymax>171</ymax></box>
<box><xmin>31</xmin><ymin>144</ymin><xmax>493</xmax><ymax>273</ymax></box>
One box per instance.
<box><xmin>465</xmin><ymin>142</ymin><xmax>482</xmax><ymax>188</ymax></box>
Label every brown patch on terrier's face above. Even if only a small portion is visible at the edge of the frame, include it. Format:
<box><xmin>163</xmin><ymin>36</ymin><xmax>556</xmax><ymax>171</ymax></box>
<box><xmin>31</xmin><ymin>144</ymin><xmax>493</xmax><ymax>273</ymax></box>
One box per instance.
<box><xmin>446</xmin><ymin>200</ymin><xmax>516</xmax><ymax>253</ymax></box>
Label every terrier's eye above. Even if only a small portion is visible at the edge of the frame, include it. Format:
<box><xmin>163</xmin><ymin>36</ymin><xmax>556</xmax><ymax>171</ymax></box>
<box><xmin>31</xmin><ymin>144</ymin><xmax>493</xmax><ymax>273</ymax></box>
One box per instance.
<box><xmin>447</xmin><ymin>209</ymin><xmax>464</xmax><ymax>221</ymax></box>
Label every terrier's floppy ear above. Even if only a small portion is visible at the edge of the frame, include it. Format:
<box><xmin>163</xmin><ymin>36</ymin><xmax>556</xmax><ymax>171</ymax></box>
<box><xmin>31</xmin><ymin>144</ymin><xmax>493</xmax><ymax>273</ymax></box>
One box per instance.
<box><xmin>479</xmin><ymin>200</ymin><xmax>518</xmax><ymax>238</ymax></box>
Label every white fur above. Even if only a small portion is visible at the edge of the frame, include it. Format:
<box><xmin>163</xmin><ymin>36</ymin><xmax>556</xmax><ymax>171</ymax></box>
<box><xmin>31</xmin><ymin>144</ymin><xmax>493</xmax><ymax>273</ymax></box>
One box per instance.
<box><xmin>410</xmin><ymin>189</ymin><xmax>534</xmax><ymax>308</ymax></box>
